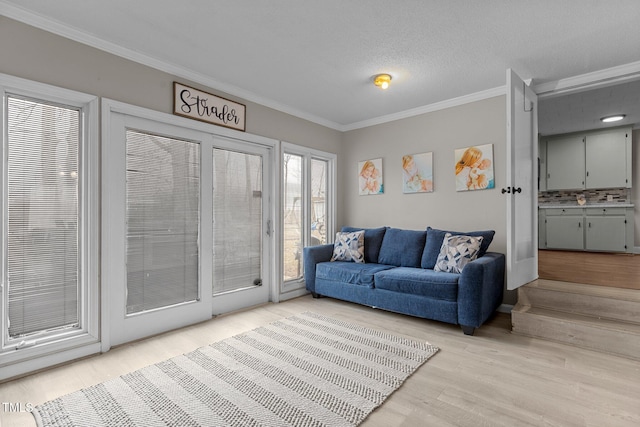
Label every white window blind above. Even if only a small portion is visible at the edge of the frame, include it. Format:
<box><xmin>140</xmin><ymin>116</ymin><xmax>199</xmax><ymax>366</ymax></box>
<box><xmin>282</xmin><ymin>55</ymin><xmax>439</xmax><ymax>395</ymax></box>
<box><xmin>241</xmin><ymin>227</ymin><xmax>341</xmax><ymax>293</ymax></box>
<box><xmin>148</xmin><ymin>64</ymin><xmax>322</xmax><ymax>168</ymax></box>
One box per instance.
<box><xmin>6</xmin><ymin>96</ymin><xmax>80</xmax><ymax>338</ymax></box>
<box><xmin>212</xmin><ymin>148</ymin><xmax>262</xmax><ymax>294</ymax></box>
<box><xmin>125</xmin><ymin>131</ymin><xmax>200</xmax><ymax>314</ymax></box>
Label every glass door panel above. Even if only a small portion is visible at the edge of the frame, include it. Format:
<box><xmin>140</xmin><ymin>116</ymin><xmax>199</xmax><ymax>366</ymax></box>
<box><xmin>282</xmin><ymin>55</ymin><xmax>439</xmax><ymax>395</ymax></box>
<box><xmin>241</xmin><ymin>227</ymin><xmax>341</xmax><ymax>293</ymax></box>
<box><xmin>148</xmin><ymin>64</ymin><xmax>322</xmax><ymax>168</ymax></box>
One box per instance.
<box><xmin>212</xmin><ymin>148</ymin><xmax>262</xmax><ymax>295</ymax></box>
<box><xmin>310</xmin><ymin>158</ymin><xmax>328</xmax><ymax>246</ymax></box>
<box><xmin>210</xmin><ymin>137</ymin><xmax>270</xmax><ymax>315</ymax></box>
<box><xmin>283</xmin><ymin>154</ymin><xmax>303</xmax><ymax>281</ymax></box>
<box><xmin>125</xmin><ymin>130</ymin><xmax>200</xmax><ymax>313</ymax></box>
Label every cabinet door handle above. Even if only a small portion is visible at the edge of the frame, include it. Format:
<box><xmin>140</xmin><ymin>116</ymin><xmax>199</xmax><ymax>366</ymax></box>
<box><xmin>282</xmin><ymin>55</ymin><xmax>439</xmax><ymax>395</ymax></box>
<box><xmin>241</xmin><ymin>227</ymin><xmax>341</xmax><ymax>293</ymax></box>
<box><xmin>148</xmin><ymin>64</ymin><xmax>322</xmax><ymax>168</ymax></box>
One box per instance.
<box><xmin>578</xmin><ymin>222</ymin><xmax>581</xmax><ymax>228</ymax></box>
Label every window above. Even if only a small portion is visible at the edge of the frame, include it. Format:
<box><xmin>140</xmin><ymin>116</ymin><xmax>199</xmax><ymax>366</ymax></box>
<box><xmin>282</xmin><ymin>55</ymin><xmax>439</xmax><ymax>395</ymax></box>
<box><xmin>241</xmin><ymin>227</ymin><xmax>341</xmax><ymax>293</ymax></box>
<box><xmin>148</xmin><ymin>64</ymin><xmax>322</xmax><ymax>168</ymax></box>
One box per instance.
<box><xmin>1</xmin><ymin>75</ymin><xmax>98</xmax><ymax>379</ymax></box>
<box><xmin>282</xmin><ymin>143</ymin><xmax>335</xmax><ymax>289</ymax></box>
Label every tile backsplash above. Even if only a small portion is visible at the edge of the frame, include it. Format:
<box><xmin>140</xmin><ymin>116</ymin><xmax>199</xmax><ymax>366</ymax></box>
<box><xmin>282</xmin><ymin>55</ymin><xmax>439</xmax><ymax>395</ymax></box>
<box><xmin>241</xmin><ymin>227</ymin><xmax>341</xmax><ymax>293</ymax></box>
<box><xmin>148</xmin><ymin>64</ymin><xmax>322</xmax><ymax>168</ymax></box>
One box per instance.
<box><xmin>539</xmin><ymin>188</ymin><xmax>631</xmax><ymax>205</ymax></box>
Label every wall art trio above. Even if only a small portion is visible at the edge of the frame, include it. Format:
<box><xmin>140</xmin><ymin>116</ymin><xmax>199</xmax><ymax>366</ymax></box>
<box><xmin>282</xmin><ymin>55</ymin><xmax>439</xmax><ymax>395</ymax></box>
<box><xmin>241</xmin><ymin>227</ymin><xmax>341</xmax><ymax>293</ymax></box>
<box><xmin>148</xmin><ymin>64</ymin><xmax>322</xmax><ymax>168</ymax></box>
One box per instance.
<box><xmin>358</xmin><ymin>144</ymin><xmax>494</xmax><ymax>195</ymax></box>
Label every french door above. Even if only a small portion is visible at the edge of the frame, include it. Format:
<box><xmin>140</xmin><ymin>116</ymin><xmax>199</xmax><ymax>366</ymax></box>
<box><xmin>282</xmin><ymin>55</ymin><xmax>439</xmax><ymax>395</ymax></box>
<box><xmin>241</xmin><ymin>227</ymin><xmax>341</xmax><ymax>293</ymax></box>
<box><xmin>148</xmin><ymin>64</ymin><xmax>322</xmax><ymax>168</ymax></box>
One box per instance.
<box><xmin>506</xmin><ymin>69</ymin><xmax>539</xmax><ymax>290</ymax></box>
<box><xmin>103</xmin><ymin>105</ymin><xmax>272</xmax><ymax>348</ymax></box>
<box><xmin>210</xmin><ymin>137</ymin><xmax>271</xmax><ymax>315</ymax></box>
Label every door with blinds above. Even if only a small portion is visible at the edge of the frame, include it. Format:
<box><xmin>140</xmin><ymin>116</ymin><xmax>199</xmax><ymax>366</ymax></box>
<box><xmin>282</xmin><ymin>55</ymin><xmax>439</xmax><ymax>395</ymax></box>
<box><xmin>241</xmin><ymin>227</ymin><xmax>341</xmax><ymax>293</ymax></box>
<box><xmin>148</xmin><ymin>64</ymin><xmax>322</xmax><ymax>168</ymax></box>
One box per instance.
<box><xmin>104</xmin><ymin>115</ymin><xmax>210</xmax><ymax>347</ymax></box>
<box><xmin>104</xmin><ymin>110</ymin><xmax>272</xmax><ymax>347</ymax></box>
<box><xmin>210</xmin><ymin>137</ymin><xmax>270</xmax><ymax>315</ymax></box>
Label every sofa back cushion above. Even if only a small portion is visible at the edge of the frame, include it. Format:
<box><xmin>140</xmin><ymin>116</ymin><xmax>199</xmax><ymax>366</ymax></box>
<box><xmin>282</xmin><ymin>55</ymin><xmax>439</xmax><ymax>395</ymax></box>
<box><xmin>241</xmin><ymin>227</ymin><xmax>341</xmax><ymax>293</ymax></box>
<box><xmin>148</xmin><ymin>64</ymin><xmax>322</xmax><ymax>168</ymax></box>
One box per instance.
<box><xmin>421</xmin><ymin>227</ymin><xmax>495</xmax><ymax>269</ymax></box>
<box><xmin>341</xmin><ymin>226</ymin><xmax>387</xmax><ymax>263</ymax></box>
<box><xmin>378</xmin><ymin>228</ymin><xmax>427</xmax><ymax>267</ymax></box>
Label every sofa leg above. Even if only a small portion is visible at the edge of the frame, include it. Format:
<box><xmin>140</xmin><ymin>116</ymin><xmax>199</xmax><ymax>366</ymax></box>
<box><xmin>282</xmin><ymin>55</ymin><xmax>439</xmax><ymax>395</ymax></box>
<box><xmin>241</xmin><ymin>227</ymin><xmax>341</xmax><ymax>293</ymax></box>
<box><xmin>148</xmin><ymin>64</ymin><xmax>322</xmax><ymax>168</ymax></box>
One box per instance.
<box><xmin>461</xmin><ymin>325</ymin><xmax>475</xmax><ymax>336</ymax></box>
<box><xmin>311</xmin><ymin>292</ymin><xmax>321</xmax><ymax>299</ymax></box>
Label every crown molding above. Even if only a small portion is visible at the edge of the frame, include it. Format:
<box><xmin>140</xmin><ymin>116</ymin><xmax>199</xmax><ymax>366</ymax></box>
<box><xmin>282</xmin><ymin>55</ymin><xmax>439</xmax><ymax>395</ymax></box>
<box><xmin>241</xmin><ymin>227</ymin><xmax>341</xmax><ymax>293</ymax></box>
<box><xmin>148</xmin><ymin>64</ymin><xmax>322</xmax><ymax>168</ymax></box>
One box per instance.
<box><xmin>534</xmin><ymin>60</ymin><xmax>640</xmax><ymax>98</ymax></box>
<box><xmin>340</xmin><ymin>86</ymin><xmax>506</xmax><ymax>131</ymax></box>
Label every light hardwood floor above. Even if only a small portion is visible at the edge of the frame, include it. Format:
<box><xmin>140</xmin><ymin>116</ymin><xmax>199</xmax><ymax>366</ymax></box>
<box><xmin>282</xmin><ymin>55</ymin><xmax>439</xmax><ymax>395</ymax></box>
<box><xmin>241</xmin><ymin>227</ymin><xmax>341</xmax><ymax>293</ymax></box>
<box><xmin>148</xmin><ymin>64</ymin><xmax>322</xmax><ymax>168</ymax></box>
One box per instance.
<box><xmin>1</xmin><ymin>295</ymin><xmax>639</xmax><ymax>426</ymax></box>
<box><xmin>538</xmin><ymin>249</ymin><xmax>640</xmax><ymax>290</ymax></box>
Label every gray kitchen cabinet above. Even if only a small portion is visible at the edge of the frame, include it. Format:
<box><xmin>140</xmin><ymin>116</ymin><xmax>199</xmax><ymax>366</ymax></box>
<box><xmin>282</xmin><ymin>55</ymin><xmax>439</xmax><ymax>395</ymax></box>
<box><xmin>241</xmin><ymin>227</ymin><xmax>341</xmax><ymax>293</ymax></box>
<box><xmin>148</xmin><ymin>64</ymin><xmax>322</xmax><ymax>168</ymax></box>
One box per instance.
<box><xmin>539</xmin><ymin>206</ymin><xmax>634</xmax><ymax>253</ymax></box>
<box><xmin>542</xmin><ymin>126</ymin><xmax>632</xmax><ymax>191</ymax></box>
<box><xmin>585</xmin><ymin>128</ymin><xmax>632</xmax><ymax>189</ymax></box>
<box><xmin>584</xmin><ymin>207</ymin><xmax>631</xmax><ymax>252</ymax></box>
<box><xmin>544</xmin><ymin>208</ymin><xmax>584</xmax><ymax>250</ymax></box>
<box><xmin>545</xmin><ymin>135</ymin><xmax>585</xmax><ymax>190</ymax></box>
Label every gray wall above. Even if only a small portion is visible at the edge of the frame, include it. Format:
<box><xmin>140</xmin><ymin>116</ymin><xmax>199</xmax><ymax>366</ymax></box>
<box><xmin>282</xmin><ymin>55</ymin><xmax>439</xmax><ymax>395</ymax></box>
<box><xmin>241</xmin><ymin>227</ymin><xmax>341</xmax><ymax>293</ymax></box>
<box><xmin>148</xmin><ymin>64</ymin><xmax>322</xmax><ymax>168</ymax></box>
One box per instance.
<box><xmin>341</xmin><ymin>96</ymin><xmax>507</xmax><ymax>254</ymax></box>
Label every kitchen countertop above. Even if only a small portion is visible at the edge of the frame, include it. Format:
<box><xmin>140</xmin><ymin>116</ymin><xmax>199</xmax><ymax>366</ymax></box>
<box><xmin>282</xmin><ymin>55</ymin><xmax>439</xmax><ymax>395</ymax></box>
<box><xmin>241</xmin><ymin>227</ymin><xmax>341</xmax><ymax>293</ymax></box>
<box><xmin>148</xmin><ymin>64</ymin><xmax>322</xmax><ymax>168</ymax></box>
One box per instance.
<box><xmin>539</xmin><ymin>203</ymin><xmax>634</xmax><ymax>209</ymax></box>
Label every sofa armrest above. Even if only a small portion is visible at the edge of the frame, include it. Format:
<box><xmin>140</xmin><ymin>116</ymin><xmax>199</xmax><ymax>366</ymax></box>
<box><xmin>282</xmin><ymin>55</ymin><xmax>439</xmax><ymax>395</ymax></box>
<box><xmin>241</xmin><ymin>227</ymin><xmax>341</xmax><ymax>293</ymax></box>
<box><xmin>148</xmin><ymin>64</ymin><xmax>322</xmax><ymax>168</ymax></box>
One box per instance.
<box><xmin>303</xmin><ymin>244</ymin><xmax>334</xmax><ymax>294</ymax></box>
<box><xmin>457</xmin><ymin>252</ymin><xmax>505</xmax><ymax>329</ymax></box>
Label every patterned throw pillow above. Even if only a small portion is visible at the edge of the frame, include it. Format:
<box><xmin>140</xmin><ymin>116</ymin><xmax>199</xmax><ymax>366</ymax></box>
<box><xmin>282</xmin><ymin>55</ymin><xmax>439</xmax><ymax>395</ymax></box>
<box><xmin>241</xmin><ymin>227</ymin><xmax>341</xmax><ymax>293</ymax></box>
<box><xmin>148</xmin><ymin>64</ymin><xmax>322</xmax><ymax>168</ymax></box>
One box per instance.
<box><xmin>330</xmin><ymin>230</ymin><xmax>365</xmax><ymax>263</ymax></box>
<box><xmin>434</xmin><ymin>233</ymin><xmax>483</xmax><ymax>273</ymax></box>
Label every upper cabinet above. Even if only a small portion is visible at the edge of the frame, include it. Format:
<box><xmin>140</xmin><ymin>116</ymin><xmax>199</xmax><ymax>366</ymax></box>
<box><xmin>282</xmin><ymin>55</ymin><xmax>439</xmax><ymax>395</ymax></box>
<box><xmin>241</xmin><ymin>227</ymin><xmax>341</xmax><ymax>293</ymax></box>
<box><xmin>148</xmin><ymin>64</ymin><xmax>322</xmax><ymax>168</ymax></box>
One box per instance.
<box><xmin>585</xmin><ymin>128</ymin><xmax>632</xmax><ymax>189</ymax></box>
<box><xmin>541</xmin><ymin>126</ymin><xmax>632</xmax><ymax>191</ymax></box>
<box><xmin>546</xmin><ymin>134</ymin><xmax>585</xmax><ymax>190</ymax></box>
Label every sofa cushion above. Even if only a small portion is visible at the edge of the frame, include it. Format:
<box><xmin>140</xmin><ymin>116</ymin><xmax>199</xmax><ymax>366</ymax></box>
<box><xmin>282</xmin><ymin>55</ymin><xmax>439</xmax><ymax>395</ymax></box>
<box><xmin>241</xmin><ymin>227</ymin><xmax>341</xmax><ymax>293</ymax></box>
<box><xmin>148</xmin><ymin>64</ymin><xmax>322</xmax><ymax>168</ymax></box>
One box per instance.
<box><xmin>434</xmin><ymin>233</ymin><xmax>483</xmax><ymax>273</ymax></box>
<box><xmin>421</xmin><ymin>227</ymin><xmax>495</xmax><ymax>269</ymax></box>
<box><xmin>330</xmin><ymin>230</ymin><xmax>365</xmax><ymax>263</ymax></box>
<box><xmin>378</xmin><ymin>228</ymin><xmax>427</xmax><ymax>267</ymax></box>
<box><xmin>316</xmin><ymin>262</ymin><xmax>394</xmax><ymax>288</ymax></box>
<box><xmin>342</xmin><ymin>226</ymin><xmax>387</xmax><ymax>263</ymax></box>
<box><xmin>374</xmin><ymin>267</ymin><xmax>459</xmax><ymax>301</ymax></box>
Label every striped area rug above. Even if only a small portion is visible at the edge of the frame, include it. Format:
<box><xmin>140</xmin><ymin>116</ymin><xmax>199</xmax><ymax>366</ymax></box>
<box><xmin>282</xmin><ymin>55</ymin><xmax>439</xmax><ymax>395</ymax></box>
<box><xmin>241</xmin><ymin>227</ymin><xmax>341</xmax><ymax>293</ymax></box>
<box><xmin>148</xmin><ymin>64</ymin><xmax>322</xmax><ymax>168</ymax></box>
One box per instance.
<box><xmin>34</xmin><ymin>312</ymin><xmax>439</xmax><ymax>427</ymax></box>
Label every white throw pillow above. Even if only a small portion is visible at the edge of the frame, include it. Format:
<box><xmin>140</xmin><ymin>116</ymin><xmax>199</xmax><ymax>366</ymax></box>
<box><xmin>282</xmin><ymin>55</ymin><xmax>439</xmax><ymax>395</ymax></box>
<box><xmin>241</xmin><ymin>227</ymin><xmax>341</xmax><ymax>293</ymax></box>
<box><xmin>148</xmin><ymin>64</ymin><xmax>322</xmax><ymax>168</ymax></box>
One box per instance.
<box><xmin>330</xmin><ymin>230</ymin><xmax>365</xmax><ymax>263</ymax></box>
<box><xmin>434</xmin><ymin>233</ymin><xmax>483</xmax><ymax>273</ymax></box>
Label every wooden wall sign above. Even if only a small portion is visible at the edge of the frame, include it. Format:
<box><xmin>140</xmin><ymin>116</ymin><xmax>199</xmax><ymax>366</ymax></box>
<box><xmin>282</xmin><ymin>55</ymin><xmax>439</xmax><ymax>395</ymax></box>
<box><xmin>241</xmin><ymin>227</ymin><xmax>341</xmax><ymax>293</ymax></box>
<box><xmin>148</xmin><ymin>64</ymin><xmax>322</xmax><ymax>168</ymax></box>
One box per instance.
<box><xmin>173</xmin><ymin>82</ymin><xmax>246</xmax><ymax>131</ymax></box>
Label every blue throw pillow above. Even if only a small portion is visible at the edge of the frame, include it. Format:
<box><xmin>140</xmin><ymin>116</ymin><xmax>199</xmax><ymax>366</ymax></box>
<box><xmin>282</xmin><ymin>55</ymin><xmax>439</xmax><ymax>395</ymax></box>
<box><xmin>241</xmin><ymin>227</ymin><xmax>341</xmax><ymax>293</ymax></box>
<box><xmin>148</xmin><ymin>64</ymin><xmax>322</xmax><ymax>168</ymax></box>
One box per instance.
<box><xmin>378</xmin><ymin>228</ymin><xmax>427</xmax><ymax>267</ymax></box>
<box><xmin>341</xmin><ymin>226</ymin><xmax>387</xmax><ymax>263</ymax></box>
<box><xmin>421</xmin><ymin>227</ymin><xmax>495</xmax><ymax>269</ymax></box>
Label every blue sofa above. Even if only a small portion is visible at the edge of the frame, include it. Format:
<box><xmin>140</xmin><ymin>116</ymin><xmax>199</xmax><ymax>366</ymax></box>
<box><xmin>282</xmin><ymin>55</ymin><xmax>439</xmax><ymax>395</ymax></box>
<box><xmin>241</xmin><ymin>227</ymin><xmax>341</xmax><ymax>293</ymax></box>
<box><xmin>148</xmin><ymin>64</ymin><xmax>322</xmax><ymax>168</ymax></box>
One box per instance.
<box><xmin>303</xmin><ymin>226</ymin><xmax>505</xmax><ymax>335</ymax></box>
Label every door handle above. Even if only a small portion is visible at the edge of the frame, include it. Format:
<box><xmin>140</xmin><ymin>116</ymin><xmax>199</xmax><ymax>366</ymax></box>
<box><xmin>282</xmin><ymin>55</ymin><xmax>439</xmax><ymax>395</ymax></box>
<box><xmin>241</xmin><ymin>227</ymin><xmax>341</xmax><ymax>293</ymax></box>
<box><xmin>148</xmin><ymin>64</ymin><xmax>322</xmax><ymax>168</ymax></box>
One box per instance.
<box><xmin>501</xmin><ymin>186</ymin><xmax>522</xmax><ymax>194</ymax></box>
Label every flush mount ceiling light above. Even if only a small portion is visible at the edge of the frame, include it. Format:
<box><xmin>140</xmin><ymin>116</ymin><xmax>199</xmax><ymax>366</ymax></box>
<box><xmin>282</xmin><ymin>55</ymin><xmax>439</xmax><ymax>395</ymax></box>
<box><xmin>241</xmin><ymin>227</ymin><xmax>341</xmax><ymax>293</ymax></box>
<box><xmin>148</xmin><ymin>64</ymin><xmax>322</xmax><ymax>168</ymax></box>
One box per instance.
<box><xmin>373</xmin><ymin>73</ymin><xmax>392</xmax><ymax>90</ymax></box>
<box><xmin>600</xmin><ymin>114</ymin><xmax>626</xmax><ymax>123</ymax></box>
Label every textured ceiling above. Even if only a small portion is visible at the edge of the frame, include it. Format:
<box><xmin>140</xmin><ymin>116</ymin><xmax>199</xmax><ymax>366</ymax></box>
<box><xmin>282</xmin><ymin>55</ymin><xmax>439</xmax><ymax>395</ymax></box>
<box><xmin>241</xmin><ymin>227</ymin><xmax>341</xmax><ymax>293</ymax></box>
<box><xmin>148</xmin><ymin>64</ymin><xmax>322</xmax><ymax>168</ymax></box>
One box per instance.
<box><xmin>540</xmin><ymin>79</ymin><xmax>640</xmax><ymax>135</ymax></box>
<box><xmin>2</xmin><ymin>0</ymin><xmax>640</xmax><ymax>131</ymax></box>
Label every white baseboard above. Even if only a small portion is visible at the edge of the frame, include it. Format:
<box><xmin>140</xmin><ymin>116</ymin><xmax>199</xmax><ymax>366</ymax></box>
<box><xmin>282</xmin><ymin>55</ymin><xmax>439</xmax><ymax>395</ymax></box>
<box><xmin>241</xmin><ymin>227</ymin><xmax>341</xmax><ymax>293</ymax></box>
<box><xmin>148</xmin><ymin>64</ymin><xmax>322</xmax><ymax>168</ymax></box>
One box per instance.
<box><xmin>278</xmin><ymin>287</ymin><xmax>309</xmax><ymax>302</ymax></box>
<box><xmin>497</xmin><ymin>304</ymin><xmax>514</xmax><ymax>313</ymax></box>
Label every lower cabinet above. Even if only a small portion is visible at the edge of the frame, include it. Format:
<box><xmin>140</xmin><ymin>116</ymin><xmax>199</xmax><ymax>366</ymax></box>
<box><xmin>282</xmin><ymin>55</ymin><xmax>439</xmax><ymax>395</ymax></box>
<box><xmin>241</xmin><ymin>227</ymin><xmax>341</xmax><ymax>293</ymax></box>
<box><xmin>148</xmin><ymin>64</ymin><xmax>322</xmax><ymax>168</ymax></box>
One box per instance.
<box><xmin>585</xmin><ymin>208</ymin><xmax>629</xmax><ymax>252</ymax></box>
<box><xmin>540</xmin><ymin>206</ymin><xmax>633</xmax><ymax>253</ymax></box>
<box><xmin>545</xmin><ymin>211</ymin><xmax>584</xmax><ymax>250</ymax></box>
